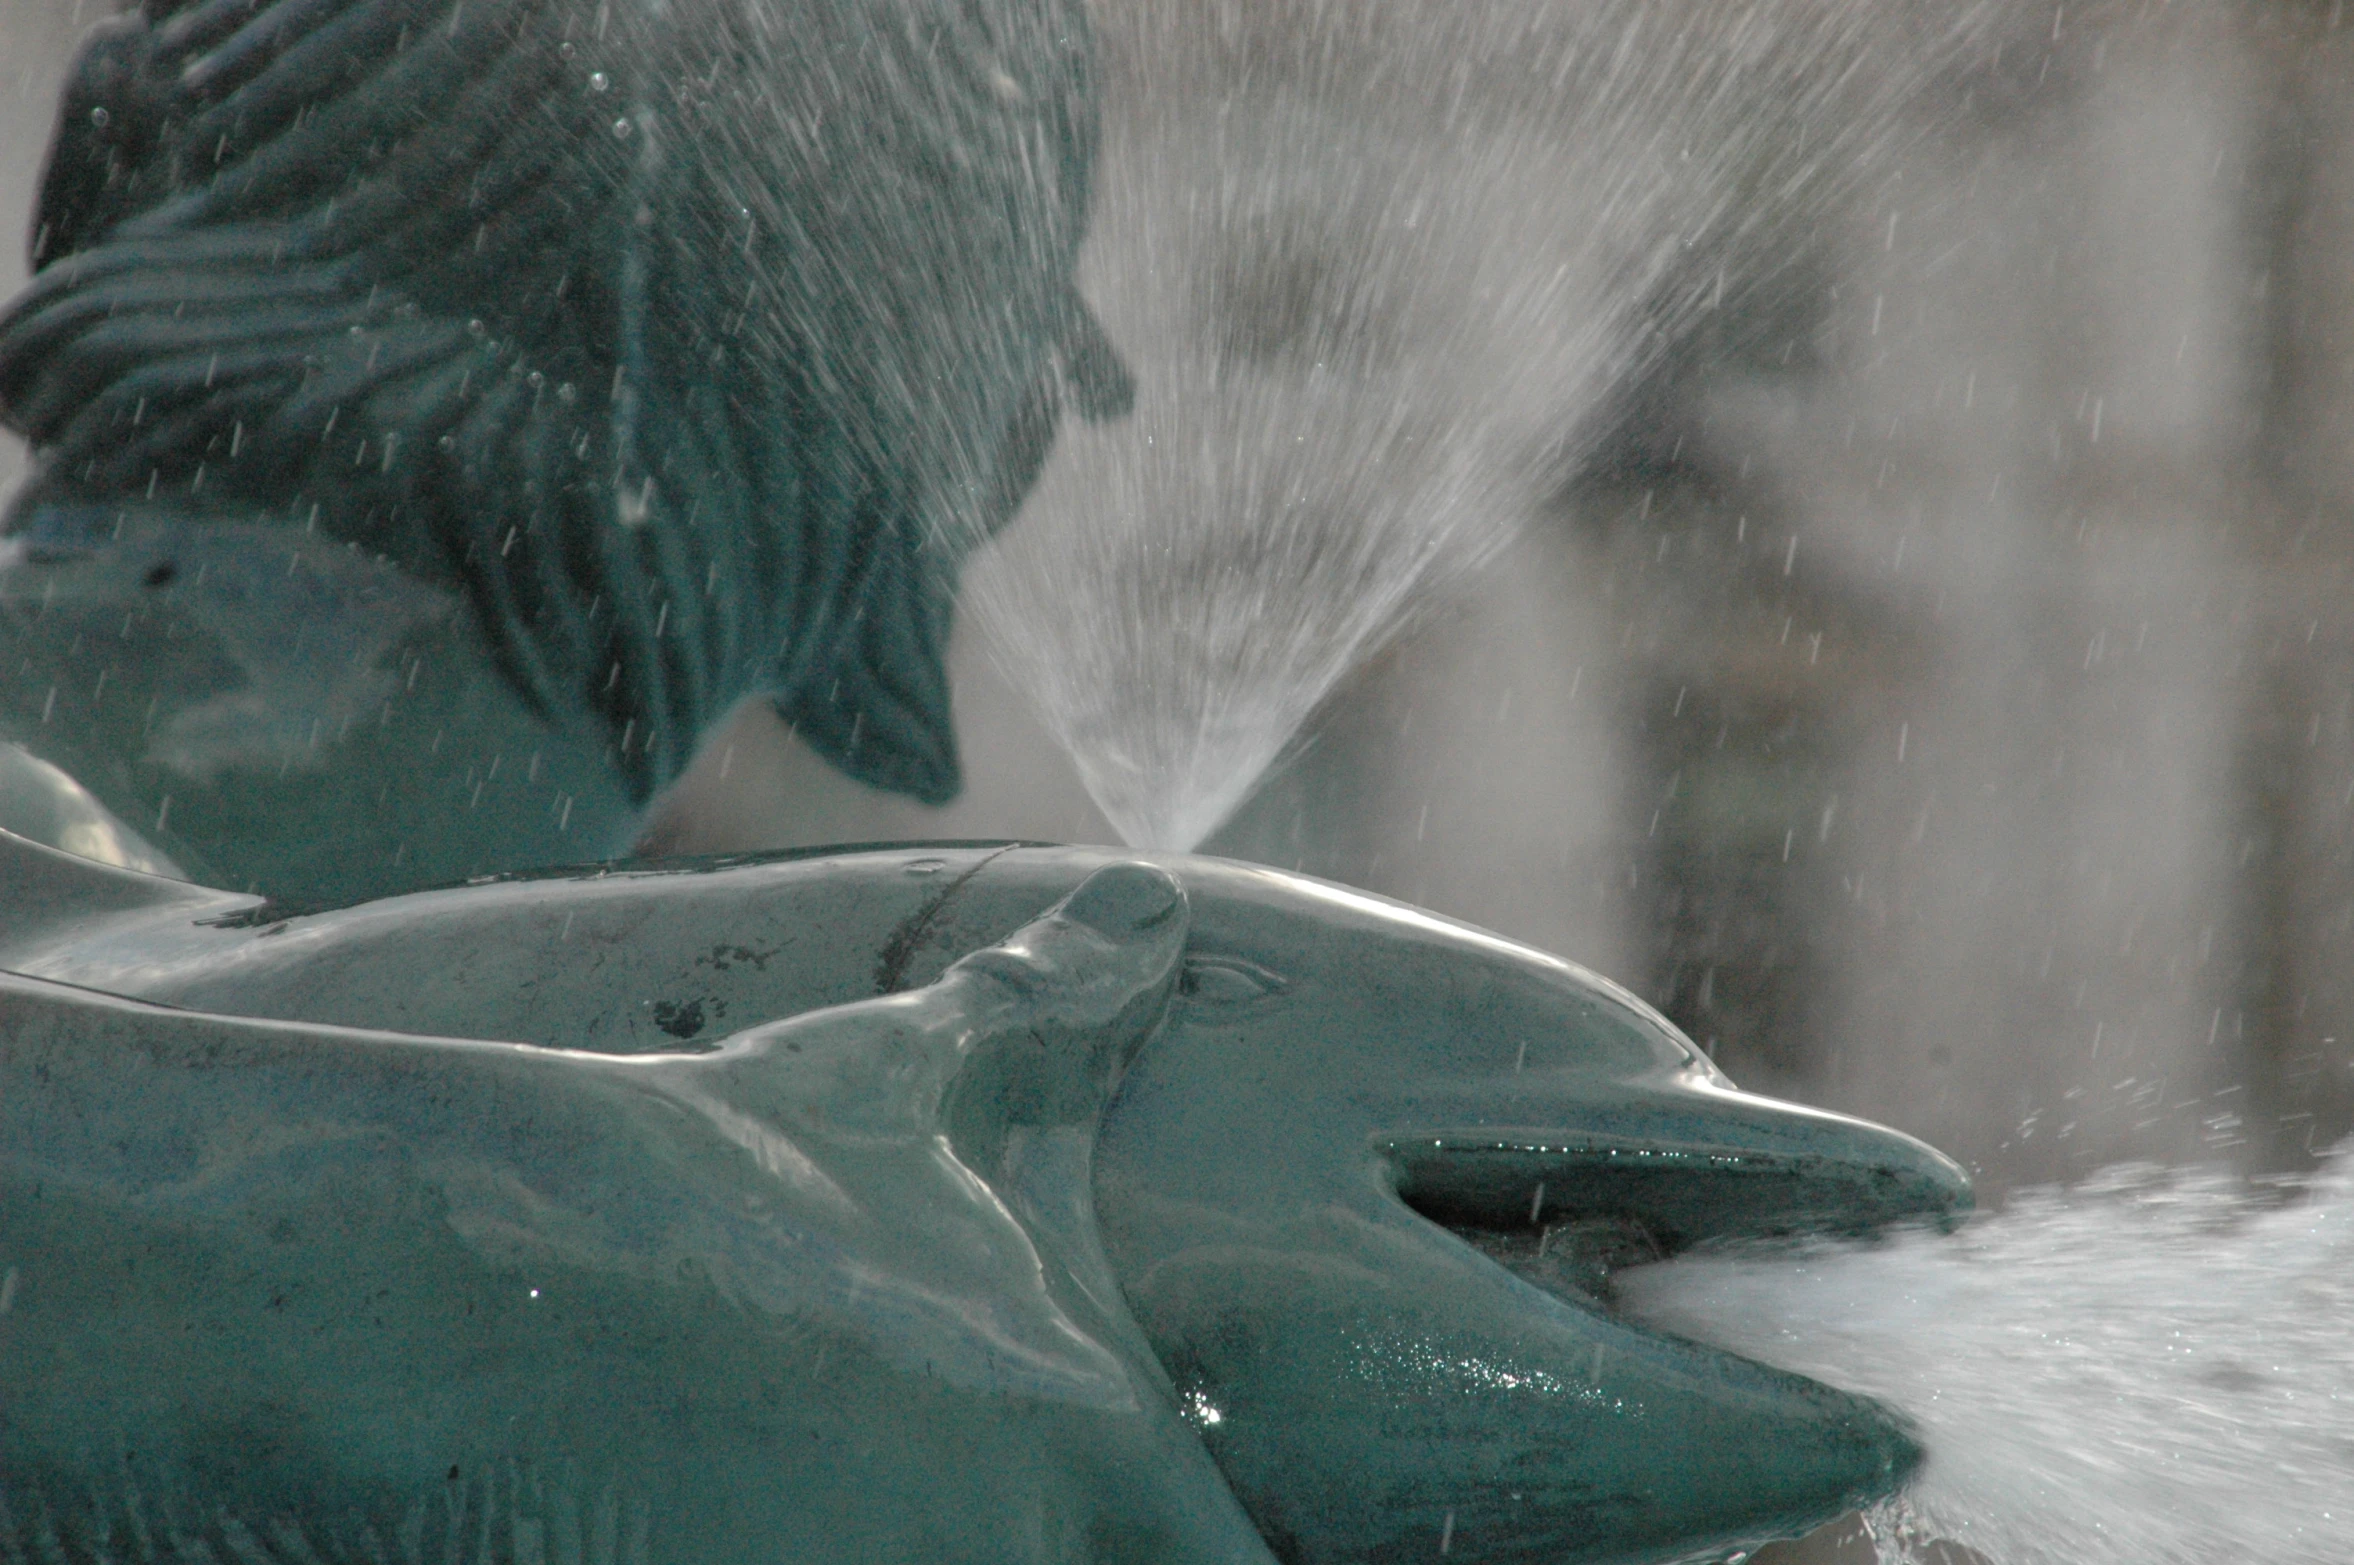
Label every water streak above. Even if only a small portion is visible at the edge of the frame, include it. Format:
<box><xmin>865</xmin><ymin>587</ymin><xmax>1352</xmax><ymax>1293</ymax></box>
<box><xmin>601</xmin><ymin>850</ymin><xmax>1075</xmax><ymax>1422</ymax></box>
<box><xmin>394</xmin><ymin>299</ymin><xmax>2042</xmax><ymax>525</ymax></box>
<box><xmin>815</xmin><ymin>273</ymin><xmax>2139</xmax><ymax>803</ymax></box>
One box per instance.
<box><xmin>968</xmin><ymin>0</ymin><xmax>2025</xmax><ymax>849</ymax></box>
<box><xmin>1616</xmin><ymin>1151</ymin><xmax>2354</xmax><ymax>1565</ymax></box>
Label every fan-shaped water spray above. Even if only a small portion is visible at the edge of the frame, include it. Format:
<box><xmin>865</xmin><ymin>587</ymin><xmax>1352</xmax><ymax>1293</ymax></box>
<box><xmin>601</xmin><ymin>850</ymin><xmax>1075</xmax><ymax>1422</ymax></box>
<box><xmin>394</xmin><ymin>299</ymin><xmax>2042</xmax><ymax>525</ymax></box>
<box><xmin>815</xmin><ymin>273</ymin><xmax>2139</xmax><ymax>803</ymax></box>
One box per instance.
<box><xmin>965</xmin><ymin>0</ymin><xmax>2024</xmax><ymax>850</ymax></box>
<box><xmin>1617</xmin><ymin>1151</ymin><xmax>2354</xmax><ymax>1565</ymax></box>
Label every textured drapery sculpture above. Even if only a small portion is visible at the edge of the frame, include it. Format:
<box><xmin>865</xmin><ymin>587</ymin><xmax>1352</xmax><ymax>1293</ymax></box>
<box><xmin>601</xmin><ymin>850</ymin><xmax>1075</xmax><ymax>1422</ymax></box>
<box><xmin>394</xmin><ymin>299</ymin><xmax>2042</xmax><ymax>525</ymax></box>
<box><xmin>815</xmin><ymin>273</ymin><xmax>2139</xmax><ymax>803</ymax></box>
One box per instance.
<box><xmin>0</xmin><ymin>0</ymin><xmax>1129</xmax><ymax>901</ymax></box>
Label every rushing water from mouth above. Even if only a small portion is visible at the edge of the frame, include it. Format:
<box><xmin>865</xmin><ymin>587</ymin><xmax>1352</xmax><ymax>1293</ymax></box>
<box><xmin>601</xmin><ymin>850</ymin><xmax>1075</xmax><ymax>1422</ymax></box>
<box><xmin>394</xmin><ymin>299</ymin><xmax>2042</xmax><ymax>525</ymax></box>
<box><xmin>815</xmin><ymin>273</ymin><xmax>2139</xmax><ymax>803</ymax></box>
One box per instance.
<box><xmin>1615</xmin><ymin>1149</ymin><xmax>2354</xmax><ymax>1565</ymax></box>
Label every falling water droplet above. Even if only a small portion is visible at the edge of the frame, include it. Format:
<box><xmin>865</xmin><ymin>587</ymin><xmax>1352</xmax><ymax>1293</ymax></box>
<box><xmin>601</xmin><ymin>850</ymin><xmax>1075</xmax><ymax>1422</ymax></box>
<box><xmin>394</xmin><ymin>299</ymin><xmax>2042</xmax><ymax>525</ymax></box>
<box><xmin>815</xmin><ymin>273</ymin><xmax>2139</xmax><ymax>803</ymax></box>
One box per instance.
<box><xmin>588</xmin><ymin>70</ymin><xmax>609</xmax><ymax>91</ymax></box>
<box><xmin>88</xmin><ymin>105</ymin><xmax>109</xmax><ymax>127</ymax></box>
<box><xmin>612</xmin><ymin>117</ymin><xmax>632</xmax><ymax>138</ymax></box>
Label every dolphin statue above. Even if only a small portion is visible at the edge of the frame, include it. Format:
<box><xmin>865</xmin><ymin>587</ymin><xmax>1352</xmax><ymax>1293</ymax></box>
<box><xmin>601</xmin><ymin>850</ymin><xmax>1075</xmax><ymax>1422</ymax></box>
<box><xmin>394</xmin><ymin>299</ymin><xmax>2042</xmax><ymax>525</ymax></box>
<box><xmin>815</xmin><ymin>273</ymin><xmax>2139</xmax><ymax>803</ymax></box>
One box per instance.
<box><xmin>0</xmin><ymin>0</ymin><xmax>1131</xmax><ymax>904</ymax></box>
<box><xmin>0</xmin><ymin>831</ymin><xmax>1968</xmax><ymax>1564</ymax></box>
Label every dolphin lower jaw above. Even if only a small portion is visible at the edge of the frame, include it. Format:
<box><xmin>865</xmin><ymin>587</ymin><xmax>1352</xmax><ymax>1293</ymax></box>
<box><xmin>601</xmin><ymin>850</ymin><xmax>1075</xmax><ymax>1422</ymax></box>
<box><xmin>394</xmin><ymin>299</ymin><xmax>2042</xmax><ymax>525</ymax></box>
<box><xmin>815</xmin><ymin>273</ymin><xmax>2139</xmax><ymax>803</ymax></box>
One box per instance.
<box><xmin>1118</xmin><ymin>1209</ymin><xmax>1924</xmax><ymax>1565</ymax></box>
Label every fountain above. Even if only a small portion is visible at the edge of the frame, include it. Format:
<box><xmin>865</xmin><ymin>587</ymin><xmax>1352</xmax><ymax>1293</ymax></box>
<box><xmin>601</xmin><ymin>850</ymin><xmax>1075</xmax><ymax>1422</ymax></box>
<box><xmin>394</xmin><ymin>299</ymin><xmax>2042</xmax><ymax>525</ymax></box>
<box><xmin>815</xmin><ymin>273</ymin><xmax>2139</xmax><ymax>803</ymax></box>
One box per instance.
<box><xmin>0</xmin><ymin>0</ymin><xmax>2039</xmax><ymax>888</ymax></box>
<box><xmin>3</xmin><ymin>0</ymin><xmax>2340</xmax><ymax>1560</ymax></box>
<box><xmin>0</xmin><ymin>827</ymin><xmax>1966</xmax><ymax>1564</ymax></box>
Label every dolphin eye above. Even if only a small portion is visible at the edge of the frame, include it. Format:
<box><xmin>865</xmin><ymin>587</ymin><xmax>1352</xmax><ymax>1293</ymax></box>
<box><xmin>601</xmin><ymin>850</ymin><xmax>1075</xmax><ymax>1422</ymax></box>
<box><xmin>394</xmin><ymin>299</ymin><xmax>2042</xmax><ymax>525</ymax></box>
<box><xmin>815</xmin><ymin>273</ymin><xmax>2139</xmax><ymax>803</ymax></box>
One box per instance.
<box><xmin>1177</xmin><ymin>955</ymin><xmax>1286</xmax><ymax>1007</ymax></box>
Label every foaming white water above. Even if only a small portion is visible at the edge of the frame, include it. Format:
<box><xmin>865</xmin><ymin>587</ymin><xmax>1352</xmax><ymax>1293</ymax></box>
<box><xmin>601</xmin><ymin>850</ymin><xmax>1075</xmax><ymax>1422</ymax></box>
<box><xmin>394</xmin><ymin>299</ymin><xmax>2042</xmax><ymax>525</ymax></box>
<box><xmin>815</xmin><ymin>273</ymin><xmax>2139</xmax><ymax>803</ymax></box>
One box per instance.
<box><xmin>1615</xmin><ymin>1153</ymin><xmax>2354</xmax><ymax>1565</ymax></box>
<box><xmin>968</xmin><ymin>0</ymin><xmax>2030</xmax><ymax>850</ymax></box>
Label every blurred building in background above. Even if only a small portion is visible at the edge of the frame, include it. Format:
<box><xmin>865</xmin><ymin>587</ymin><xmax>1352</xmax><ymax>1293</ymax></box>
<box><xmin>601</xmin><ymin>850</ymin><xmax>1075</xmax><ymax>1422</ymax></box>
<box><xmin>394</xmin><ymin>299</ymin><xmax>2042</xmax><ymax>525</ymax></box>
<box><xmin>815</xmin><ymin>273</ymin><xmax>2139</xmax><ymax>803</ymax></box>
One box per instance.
<box><xmin>1192</xmin><ymin>0</ymin><xmax>2354</xmax><ymax>1196</ymax></box>
<box><xmin>1605</xmin><ymin>0</ymin><xmax>2354</xmax><ymax>1193</ymax></box>
<box><xmin>6</xmin><ymin>0</ymin><xmax>2354</xmax><ymax>1201</ymax></box>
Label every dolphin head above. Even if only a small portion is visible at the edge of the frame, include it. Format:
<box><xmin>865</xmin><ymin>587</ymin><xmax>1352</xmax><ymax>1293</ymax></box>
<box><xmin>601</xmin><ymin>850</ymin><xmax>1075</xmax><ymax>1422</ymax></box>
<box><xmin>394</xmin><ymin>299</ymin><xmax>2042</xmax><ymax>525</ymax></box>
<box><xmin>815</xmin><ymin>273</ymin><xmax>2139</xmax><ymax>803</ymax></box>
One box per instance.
<box><xmin>1077</xmin><ymin>857</ymin><xmax>1968</xmax><ymax>1564</ymax></box>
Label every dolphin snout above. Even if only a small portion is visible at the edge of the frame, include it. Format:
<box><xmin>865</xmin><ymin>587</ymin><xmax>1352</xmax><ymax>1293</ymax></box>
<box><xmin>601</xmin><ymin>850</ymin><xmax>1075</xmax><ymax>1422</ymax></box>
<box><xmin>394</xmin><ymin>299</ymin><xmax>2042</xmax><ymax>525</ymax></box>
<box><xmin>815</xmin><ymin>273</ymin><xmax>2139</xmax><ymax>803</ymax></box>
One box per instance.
<box><xmin>1390</xmin><ymin>1079</ymin><xmax>1974</xmax><ymax>1265</ymax></box>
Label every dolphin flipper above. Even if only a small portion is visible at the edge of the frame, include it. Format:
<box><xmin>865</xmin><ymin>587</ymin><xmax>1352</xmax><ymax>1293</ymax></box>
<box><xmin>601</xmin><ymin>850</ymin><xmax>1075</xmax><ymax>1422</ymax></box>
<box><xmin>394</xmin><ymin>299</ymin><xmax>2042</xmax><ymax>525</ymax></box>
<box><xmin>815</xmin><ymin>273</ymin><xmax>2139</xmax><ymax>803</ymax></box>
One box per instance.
<box><xmin>0</xmin><ymin>863</ymin><xmax>1274</xmax><ymax>1565</ymax></box>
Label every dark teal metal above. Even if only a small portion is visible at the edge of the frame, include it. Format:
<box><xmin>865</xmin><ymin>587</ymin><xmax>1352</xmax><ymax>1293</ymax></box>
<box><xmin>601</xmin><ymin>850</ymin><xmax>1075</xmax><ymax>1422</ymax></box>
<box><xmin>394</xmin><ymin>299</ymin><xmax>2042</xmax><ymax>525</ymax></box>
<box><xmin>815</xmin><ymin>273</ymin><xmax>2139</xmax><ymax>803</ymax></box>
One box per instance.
<box><xmin>0</xmin><ymin>0</ymin><xmax>1130</xmax><ymax>903</ymax></box>
<box><xmin>0</xmin><ymin>833</ymin><xmax>1968</xmax><ymax>1565</ymax></box>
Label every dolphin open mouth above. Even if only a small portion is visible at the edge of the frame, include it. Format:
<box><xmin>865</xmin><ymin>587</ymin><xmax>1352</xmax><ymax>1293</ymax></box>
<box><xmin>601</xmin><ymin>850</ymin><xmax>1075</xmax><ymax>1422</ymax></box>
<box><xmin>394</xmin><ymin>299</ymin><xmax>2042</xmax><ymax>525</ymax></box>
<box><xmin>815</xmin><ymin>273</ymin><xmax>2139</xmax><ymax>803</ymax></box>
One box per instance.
<box><xmin>1383</xmin><ymin>1112</ymin><xmax>1969</xmax><ymax>1557</ymax></box>
<box><xmin>1399</xmin><ymin>1127</ymin><xmax>1963</xmax><ymax>1303</ymax></box>
<box><xmin>1107</xmin><ymin>1087</ymin><xmax>1966</xmax><ymax>1565</ymax></box>
<box><xmin>1084</xmin><ymin>863</ymin><xmax>1972</xmax><ymax>1565</ymax></box>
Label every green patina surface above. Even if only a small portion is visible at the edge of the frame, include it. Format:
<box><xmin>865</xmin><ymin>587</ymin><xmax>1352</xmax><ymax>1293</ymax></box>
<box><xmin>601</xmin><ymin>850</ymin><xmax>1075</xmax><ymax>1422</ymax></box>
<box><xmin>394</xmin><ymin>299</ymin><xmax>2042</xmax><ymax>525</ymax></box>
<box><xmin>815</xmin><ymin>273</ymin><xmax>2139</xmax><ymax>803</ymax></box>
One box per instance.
<box><xmin>0</xmin><ymin>837</ymin><xmax>1970</xmax><ymax>1565</ymax></box>
<box><xmin>0</xmin><ymin>0</ymin><xmax>1131</xmax><ymax>902</ymax></box>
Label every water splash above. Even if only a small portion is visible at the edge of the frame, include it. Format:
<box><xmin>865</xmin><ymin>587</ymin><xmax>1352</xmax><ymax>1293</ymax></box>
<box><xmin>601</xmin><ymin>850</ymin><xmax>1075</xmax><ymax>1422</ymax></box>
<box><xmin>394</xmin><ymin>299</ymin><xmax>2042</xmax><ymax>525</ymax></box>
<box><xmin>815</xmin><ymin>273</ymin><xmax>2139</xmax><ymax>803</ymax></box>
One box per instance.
<box><xmin>966</xmin><ymin>0</ymin><xmax>2026</xmax><ymax>850</ymax></box>
<box><xmin>1615</xmin><ymin>1150</ymin><xmax>2354</xmax><ymax>1565</ymax></box>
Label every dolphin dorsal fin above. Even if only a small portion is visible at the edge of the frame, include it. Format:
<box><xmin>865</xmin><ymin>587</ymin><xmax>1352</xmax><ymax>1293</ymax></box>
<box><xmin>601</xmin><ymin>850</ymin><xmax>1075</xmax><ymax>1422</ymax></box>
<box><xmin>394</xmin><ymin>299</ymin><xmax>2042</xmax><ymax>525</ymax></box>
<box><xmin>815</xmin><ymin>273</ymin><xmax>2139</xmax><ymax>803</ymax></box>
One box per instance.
<box><xmin>0</xmin><ymin>825</ymin><xmax>248</xmax><ymax>933</ymax></box>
